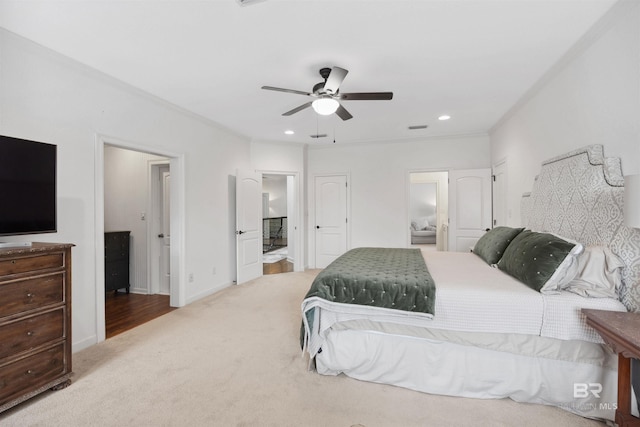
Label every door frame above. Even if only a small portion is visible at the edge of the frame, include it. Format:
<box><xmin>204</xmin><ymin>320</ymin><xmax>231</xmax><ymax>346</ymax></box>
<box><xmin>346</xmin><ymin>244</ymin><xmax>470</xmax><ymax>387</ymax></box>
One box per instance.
<box><xmin>492</xmin><ymin>159</ymin><xmax>508</xmax><ymax>227</ymax></box>
<box><xmin>258</xmin><ymin>170</ymin><xmax>304</xmax><ymax>273</ymax></box>
<box><xmin>148</xmin><ymin>160</ymin><xmax>171</xmax><ymax>295</ymax></box>
<box><xmin>309</xmin><ymin>173</ymin><xmax>350</xmax><ymax>269</ymax></box>
<box><xmin>95</xmin><ymin>134</ymin><xmax>186</xmax><ymax>343</ymax></box>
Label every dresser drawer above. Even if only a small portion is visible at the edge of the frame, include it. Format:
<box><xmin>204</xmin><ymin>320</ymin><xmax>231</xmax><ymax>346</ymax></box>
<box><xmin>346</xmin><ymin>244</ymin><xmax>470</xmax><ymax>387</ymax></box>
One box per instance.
<box><xmin>0</xmin><ymin>344</ymin><xmax>66</xmax><ymax>405</ymax></box>
<box><xmin>0</xmin><ymin>309</ymin><xmax>64</xmax><ymax>360</ymax></box>
<box><xmin>0</xmin><ymin>274</ymin><xmax>64</xmax><ymax>318</ymax></box>
<box><xmin>0</xmin><ymin>253</ymin><xmax>64</xmax><ymax>277</ymax></box>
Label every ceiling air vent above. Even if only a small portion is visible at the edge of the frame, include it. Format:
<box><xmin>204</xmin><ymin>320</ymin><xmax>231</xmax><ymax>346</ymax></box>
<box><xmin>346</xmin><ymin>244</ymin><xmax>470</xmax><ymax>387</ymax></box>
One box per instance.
<box><xmin>310</xmin><ymin>134</ymin><xmax>328</xmax><ymax>139</ymax></box>
<box><xmin>237</xmin><ymin>0</ymin><xmax>266</xmax><ymax>6</ymax></box>
<box><xmin>408</xmin><ymin>125</ymin><xmax>428</xmax><ymax>130</ymax></box>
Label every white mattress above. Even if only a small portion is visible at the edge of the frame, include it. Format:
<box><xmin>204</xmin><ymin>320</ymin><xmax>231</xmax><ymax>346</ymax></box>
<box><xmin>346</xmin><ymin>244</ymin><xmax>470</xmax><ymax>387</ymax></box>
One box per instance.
<box><xmin>425</xmin><ymin>251</ymin><xmax>627</xmax><ymax>342</ymax></box>
<box><xmin>425</xmin><ymin>251</ymin><xmax>543</xmax><ymax>335</ymax></box>
<box><xmin>302</xmin><ymin>250</ymin><xmax>627</xmax><ymax>357</ymax></box>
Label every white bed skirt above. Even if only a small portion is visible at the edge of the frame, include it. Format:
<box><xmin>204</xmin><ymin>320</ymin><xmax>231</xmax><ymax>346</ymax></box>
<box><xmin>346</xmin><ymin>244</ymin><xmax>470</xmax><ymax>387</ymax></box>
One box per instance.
<box><xmin>314</xmin><ymin>327</ymin><xmax>637</xmax><ymax>422</ymax></box>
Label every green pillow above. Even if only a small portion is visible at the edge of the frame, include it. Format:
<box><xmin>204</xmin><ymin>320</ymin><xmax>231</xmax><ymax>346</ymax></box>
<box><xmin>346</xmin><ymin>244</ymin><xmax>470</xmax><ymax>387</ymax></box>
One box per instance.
<box><xmin>473</xmin><ymin>226</ymin><xmax>524</xmax><ymax>265</ymax></box>
<box><xmin>497</xmin><ymin>230</ymin><xmax>582</xmax><ymax>292</ymax></box>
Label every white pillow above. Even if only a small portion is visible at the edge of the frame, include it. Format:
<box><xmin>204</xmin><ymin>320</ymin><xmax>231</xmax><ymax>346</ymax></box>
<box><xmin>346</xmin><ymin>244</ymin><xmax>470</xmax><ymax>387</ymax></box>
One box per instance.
<box><xmin>563</xmin><ymin>246</ymin><xmax>624</xmax><ymax>299</ymax></box>
<box><xmin>538</xmin><ymin>232</ymin><xmax>584</xmax><ymax>294</ymax></box>
<box><xmin>411</xmin><ymin>217</ymin><xmax>430</xmax><ymax>230</ymax></box>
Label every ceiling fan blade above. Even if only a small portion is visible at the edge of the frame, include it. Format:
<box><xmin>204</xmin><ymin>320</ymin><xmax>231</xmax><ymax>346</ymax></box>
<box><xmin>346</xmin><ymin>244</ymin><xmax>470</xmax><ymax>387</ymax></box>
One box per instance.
<box><xmin>323</xmin><ymin>67</ymin><xmax>348</xmax><ymax>94</ymax></box>
<box><xmin>262</xmin><ymin>86</ymin><xmax>312</xmax><ymax>97</ymax></box>
<box><xmin>339</xmin><ymin>92</ymin><xmax>393</xmax><ymax>101</ymax></box>
<box><xmin>335</xmin><ymin>104</ymin><xmax>353</xmax><ymax>121</ymax></box>
<box><xmin>282</xmin><ymin>101</ymin><xmax>313</xmax><ymax>116</ymax></box>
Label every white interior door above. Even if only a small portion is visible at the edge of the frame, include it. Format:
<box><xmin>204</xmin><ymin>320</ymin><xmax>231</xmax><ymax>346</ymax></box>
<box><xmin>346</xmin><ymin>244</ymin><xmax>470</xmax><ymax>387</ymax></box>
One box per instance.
<box><xmin>448</xmin><ymin>168</ymin><xmax>492</xmax><ymax>252</ymax></box>
<box><xmin>315</xmin><ymin>175</ymin><xmax>348</xmax><ymax>268</ymax></box>
<box><xmin>236</xmin><ymin>169</ymin><xmax>263</xmax><ymax>284</ymax></box>
<box><xmin>159</xmin><ymin>167</ymin><xmax>171</xmax><ymax>294</ymax></box>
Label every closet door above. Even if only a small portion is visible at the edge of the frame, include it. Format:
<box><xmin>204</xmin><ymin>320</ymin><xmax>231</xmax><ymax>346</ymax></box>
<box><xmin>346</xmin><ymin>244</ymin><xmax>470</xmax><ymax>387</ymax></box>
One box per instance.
<box><xmin>448</xmin><ymin>169</ymin><xmax>492</xmax><ymax>252</ymax></box>
<box><xmin>314</xmin><ymin>175</ymin><xmax>348</xmax><ymax>268</ymax></box>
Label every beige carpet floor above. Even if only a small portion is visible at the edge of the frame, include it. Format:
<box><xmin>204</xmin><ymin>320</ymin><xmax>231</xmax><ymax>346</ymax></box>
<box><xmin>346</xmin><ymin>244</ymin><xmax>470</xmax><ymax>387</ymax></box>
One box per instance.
<box><xmin>0</xmin><ymin>270</ymin><xmax>605</xmax><ymax>427</ymax></box>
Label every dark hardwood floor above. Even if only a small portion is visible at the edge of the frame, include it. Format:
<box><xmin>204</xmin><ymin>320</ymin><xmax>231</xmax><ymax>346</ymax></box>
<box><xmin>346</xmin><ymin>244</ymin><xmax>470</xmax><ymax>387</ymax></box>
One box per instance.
<box><xmin>105</xmin><ymin>292</ymin><xmax>176</xmax><ymax>339</ymax></box>
<box><xmin>263</xmin><ymin>259</ymin><xmax>293</xmax><ymax>275</ymax></box>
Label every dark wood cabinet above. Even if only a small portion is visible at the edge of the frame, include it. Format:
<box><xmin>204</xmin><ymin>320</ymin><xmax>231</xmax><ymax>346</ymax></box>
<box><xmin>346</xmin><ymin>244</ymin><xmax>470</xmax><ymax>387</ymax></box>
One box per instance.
<box><xmin>104</xmin><ymin>231</ymin><xmax>130</xmax><ymax>294</ymax></box>
<box><xmin>583</xmin><ymin>309</ymin><xmax>640</xmax><ymax>427</ymax></box>
<box><xmin>0</xmin><ymin>242</ymin><xmax>73</xmax><ymax>412</ymax></box>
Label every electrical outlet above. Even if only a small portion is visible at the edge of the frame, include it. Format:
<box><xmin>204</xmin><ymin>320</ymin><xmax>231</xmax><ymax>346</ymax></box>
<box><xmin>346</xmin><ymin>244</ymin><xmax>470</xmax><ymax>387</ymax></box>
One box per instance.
<box><xmin>212</xmin><ymin>267</ymin><xmax>216</xmax><ymax>275</ymax></box>
<box><xmin>140</xmin><ymin>212</ymin><xmax>146</xmax><ymax>221</ymax></box>
<box><xmin>188</xmin><ymin>273</ymin><xmax>194</xmax><ymax>282</ymax></box>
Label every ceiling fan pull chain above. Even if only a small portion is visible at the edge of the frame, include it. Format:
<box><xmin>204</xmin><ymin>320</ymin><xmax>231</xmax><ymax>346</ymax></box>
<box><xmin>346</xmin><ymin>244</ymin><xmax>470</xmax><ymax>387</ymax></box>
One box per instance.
<box><xmin>333</xmin><ymin>117</ymin><xmax>336</xmax><ymax>144</ymax></box>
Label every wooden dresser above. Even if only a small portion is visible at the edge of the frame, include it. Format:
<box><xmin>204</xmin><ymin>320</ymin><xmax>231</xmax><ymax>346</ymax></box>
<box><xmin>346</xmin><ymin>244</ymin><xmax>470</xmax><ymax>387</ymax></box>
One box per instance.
<box><xmin>0</xmin><ymin>242</ymin><xmax>73</xmax><ymax>412</ymax></box>
<box><xmin>104</xmin><ymin>231</ymin><xmax>130</xmax><ymax>294</ymax></box>
<box><xmin>583</xmin><ymin>309</ymin><xmax>640</xmax><ymax>426</ymax></box>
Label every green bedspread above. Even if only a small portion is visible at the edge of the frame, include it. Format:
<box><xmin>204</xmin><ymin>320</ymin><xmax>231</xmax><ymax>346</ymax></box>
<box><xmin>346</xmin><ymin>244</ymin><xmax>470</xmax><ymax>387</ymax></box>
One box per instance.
<box><xmin>304</xmin><ymin>247</ymin><xmax>436</xmax><ymax>315</ymax></box>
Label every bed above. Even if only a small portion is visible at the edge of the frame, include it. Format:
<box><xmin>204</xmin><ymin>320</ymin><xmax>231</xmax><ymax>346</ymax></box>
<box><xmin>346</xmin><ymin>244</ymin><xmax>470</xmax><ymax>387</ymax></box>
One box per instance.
<box><xmin>301</xmin><ymin>145</ymin><xmax>640</xmax><ymax>423</ymax></box>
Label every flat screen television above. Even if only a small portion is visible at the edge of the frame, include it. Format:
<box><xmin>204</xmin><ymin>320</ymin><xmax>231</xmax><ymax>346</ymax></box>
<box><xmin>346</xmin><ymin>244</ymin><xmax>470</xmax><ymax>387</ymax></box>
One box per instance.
<box><xmin>0</xmin><ymin>135</ymin><xmax>57</xmax><ymax>236</ymax></box>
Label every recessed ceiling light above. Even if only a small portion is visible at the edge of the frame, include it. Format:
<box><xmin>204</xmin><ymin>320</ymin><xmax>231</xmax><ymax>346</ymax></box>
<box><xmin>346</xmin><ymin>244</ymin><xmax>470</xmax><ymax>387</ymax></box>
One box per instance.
<box><xmin>438</xmin><ymin>115</ymin><xmax>451</xmax><ymax>121</ymax></box>
<box><xmin>284</xmin><ymin>130</ymin><xmax>294</xmax><ymax>135</ymax></box>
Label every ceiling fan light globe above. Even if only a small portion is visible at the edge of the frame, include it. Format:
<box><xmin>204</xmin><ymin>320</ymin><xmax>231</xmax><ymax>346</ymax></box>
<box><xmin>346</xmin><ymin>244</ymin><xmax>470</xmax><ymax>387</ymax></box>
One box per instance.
<box><xmin>312</xmin><ymin>98</ymin><xmax>339</xmax><ymax>115</ymax></box>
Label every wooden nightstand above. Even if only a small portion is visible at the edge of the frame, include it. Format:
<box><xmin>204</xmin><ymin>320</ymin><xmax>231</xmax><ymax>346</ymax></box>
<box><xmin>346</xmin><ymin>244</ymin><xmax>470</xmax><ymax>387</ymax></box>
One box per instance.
<box><xmin>583</xmin><ymin>309</ymin><xmax>640</xmax><ymax>427</ymax></box>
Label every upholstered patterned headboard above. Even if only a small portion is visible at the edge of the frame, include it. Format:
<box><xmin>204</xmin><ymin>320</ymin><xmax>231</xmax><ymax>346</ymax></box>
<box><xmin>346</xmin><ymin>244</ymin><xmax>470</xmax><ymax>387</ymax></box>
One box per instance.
<box><xmin>521</xmin><ymin>145</ymin><xmax>640</xmax><ymax>313</ymax></box>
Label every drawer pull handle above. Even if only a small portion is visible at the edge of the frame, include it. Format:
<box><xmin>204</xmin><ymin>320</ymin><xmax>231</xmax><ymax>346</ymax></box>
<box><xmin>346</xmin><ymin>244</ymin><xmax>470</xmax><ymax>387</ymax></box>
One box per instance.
<box><xmin>27</xmin><ymin>331</ymin><xmax>34</xmax><ymax>336</ymax></box>
<box><xmin>11</xmin><ymin>260</ymin><xmax>16</xmax><ymax>264</ymax></box>
<box><xmin>26</xmin><ymin>292</ymin><xmax>35</xmax><ymax>299</ymax></box>
<box><xmin>26</xmin><ymin>369</ymin><xmax>36</xmax><ymax>375</ymax></box>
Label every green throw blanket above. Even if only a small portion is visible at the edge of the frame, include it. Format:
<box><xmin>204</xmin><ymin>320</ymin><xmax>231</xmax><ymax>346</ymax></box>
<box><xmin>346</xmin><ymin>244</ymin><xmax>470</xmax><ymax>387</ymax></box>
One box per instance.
<box><xmin>305</xmin><ymin>247</ymin><xmax>436</xmax><ymax>313</ymax></box>
<box><xmin>301</xmin><ymin>247</ymin><xmax>436</xmax><ymax>349</ymax></box>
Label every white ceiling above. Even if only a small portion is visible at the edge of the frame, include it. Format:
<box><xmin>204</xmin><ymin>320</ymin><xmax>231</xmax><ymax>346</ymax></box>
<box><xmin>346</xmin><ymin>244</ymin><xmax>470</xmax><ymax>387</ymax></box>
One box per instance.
<box><xmin>0</xmin><ymin>0</ymin><xmax>618</xmax><ymax>145</ymax></box>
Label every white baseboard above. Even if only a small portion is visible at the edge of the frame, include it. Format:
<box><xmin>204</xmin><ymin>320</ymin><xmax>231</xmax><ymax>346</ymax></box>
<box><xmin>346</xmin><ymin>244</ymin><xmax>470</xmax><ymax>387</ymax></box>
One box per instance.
<box><xmin>185</xmin><ymin>281</ymin><xmax>233</xmax><ymax>305</ymax></box>
<box><xmin>72</xmin><ymin>335</ymin><xmax>98</xmax><ymax>353</ymax></box>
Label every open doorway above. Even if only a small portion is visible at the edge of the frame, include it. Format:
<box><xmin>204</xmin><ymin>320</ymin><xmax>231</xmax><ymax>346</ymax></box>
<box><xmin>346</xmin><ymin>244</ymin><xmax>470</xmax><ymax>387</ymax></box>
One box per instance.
<box><xmin>102</xmin><ymin>144</ymin><xmax>177</xmax><ymax>338</ymax></box>
<box><xmin>235</xmin><ymin>169</ymin><xmax>302</xmax><ymax>283</ymax></box>
<box><xmin>261</xmin><ymin>174</ymin><xmax>294</xmax><ymax>274</ymax></box>
<box><xmin>408</xmin><ymin>171</ymin><xmax>449</xmax><ymax>251</ymax></box>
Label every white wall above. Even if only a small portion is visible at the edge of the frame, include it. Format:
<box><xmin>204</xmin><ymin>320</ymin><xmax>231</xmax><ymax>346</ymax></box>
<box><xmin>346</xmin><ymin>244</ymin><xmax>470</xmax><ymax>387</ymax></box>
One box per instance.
<box><xmin>0</xmin><ymin>29</ymin><xmax>252</xmax><ymax>351</ymax></box>
<box><xmin>490</xmin><ymin>1</ymin><xmax>640</xmax><ymax>226</ymax></box>
<box><xmin>251</xmin><ymin>140</ymin><xmax>305</xmax><ymax>173</ymax></box>
<box><xmin>409</xmin><ymin>183</ymin><xmax>437</xmax><ymax>222</ymax></box>
<box><xmin>306</xmin><ymin>135</ymin><xmax>490</xmax><ymax>264</ymax></box>
<box><xmin>262</xmin><ymin>175</ymin><xmax>287</xmax><ymax>218</ymax></box>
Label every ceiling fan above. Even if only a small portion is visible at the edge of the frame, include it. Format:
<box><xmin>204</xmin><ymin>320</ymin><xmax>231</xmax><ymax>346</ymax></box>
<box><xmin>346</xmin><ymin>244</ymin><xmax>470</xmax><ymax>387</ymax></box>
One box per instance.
<box><xmin>261</xmin><ymin>66</ymin><xmax>393</xmax><ymax>121</ymax></box>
